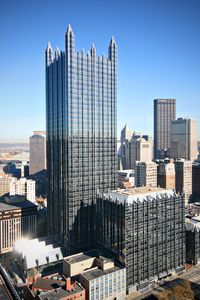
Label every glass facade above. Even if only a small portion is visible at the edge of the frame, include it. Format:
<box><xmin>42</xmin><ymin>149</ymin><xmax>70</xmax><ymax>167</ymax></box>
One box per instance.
<box><xmin>46</xmin><ymin>25</ymin><xmax>117</xmax><ymax>254</ymax></box>
<box><xmin>97</xmin><ymin>191</ymin><xmax>185</xmax><ymax>290</ymax></box>
<box><xmin>154</xmin><ymin>99</ymin><xmax>176</xmax><ymax>159</ymax></box>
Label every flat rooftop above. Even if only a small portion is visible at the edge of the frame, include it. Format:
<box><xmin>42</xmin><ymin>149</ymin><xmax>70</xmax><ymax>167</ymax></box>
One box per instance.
<box><xmin>186</xmin><ymin>217</ymin><xmax>200</xmax><ymax>231</ymax></box>
<box><xmin>80</xmin><ymin>265</ymin><xmax>124</xmax><ymax>281</ymax></box>
<box><xmin>32</xmin><ymin>278</ymin><xmax>65</xmax><ymax>291</ymax></box>
<box><xmin>37</xmin><ymin>284</ymin><xmax>84</xmax><ymax>300</ymax></box>
<box><xmin>0</xmin><ymin>198</ymin><xmax>37</xmax><ymax>211</ymax></box>
<box><xmin>102</xmin><ymin>187</ymin><xmax>175</xmax><ymax>204</ymax></box>
<box><xmin>64</xmin><ymin>249</ymin><xmax>99</xmax><ymax>264</ymax></box>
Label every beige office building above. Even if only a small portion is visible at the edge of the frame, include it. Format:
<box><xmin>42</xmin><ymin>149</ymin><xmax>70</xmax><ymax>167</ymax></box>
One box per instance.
<box><xmin>0</xmin><ymin>174</ymin><xmax>15</xmax><ymax>197</ymax></box>
<box><xmin>158</xmin><ymin>161</ymin><xmax>175</xmax><ymax>189</ymax></box>
<box><xmin>175</xmin><ymin>159</ymin><xmax>192</xmax><ymax>205</ymax></box>
<box><xmin>135</xmin><ymin>161</ymin><xmax>157</xmax><ymax>187</ymax></box>
<box><xmin>125</xmin><ymin>137</ymin><xmax>153</xmax><ymax>169</ymax></box>
<box><xmin>171</xmin><ymin>118</ymin><xmax>198</xmax><ymax>161</ymax></box>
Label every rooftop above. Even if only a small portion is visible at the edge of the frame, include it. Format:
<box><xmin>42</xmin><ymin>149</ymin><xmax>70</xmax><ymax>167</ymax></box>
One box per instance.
<box><xmin>80</xmin><ymin>265</ymin><xmax>124</xmax><ymax>281</ymax></box>
<box><xmin>64</xmin><ymin>249</ymin><xmax>99</xmax><ymax>265</ymax></box>
<box><xmin>102</xmin><ymin>187</ymin><xmax>176</xmax><ymax>204</ymax></box>
<box><xmin>0</xmin><ymin>198</ymin><xmax>37</xmax><ymax>212</ymax></box>
<box><xmin>14</xmin><ymin>237</ymin><xmax>64</xmax><ymax>269</ymax></box>
<box><xmin>37</xmin><ymin>283</ymin><xmax>84</xmax><ymax>300</ymax></box>
<box><xmin>32</xmin><ymin>278</ymin><xmax>65</xmax><ymax>291</ymax></box>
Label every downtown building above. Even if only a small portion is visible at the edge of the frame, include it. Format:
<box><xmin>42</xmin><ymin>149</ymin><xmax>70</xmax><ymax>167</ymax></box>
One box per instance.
<box><xmin>96</xmin><ymin>187</ymin><xmax>185</xmax><ymax>292</ymax></box>
<box><xmin>154</xmin><ymin>99</ymin><xmax>176</xmax><ymax>159</ymax></box>
<box><xmin>170</xmin><ymin>118</ymin><xmax>198</xmax><ymax>161</ymax></box>
<box><xmin>135</xmin><ymin>161</ymin><xmax>157</xmax><ymax>187</ymax></box>
<box><xmin>29</xmin><ymin>131</ymin><xmax>46</xmax><ymax>175</ymax></box>
<box><xmin>124</xmin><ymin>134</ymin><xmax>153</xmax><ymax>169</ymax></box>
<box><xmin>0</xmin><ymin>195</ymin><xmax>37</xmax><ymax>254</ymax></box>
<box><xmin>157</xmin><ymin>160</ymin><xmax>175</xmax><ymax>190</ymax></box>
<box><xmin>175</xmin><ymin>159</ymin><xmax>192</xmax><ymax>205</ymax></box>
<box><xmin>46</xmin><ymin>25</ymin><xmax>117</xmax><ymax>254</ymax></box>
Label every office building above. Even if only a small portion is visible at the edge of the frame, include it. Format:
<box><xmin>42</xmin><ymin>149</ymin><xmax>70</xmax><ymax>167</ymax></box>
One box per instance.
<box><xmin>135</xmin><ymin>161</ymin><xmax>157</xmax><ymax>187</ymax></box>
<box><xmin>46</xmin><ymin>25</ymin><xmax>117</xmax><ymax>253</ymax></box>
<box><xmin>29</xmin><ymin>131</ymin><xmax>46</xmax><ymax>175</ymax></box>
<box><xmin>63</xmin><ymin>250</ymin><xmax>126</xmax><ymax>300</ymax></box>
<box><xmin>158</xmin><ymin>160</ymin><xmax>175</xmax><ymax>189</ymax></box>
<box><xmin>125</xmin><ymin>135</ymin><xmax>153</xmax><ymax>169</ymax></box>
<box><xmin>186</xmin><ymin>217</ymin><xmax>200</xmax><ymax>265</ymax></box>
<box><xmin>0</xmin><ymin>174</ymin><xmax>15</xmax><ymax>197</ymax></box>
<box><xmin>154</xmin><ymin>99</ymin><xmax>176</xmax><ymax>159</ymax></box>
<box><xmin>119</xmin><ymin>125</ymin><xmax>133</xmax><ymax>169</ymax></box>
<box><xmin>0</xmin><ymin>195</ymin><xmax>37</xmax><ymax>254</ymax></box>
<box><xmin>192</xmin><ymin>162</ymin><xmax>200</xmax><ymax>202</ymax></box>
<box><xmin>10</xmin><ymin>177</ymin><xmax>36</xmax><ymax>202</ymax></box>
<box><xmin>97</xmin><ymin>187</ymin><xmax>185</xmax><ymax>292</ymax></box>
<box><xmin>171</xmin><ymin>118</ymin><xmax>198</xmax><ymax>161</ymax></box>
<box><xmin>175</xmin><ymin>159</ymin><xmax>192</xmax><ymax>205</ymax></box>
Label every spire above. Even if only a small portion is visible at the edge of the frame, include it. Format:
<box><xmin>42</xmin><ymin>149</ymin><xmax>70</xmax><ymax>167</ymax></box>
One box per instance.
<box><xmin>108</xmin><ymin>36</ymin><xmax>117</xmax><ymax>61</ymax></box>
<box><xmin>55</xmin><ymin>46</ymin><xmax>60</xmax><ymax>60</ymax></box>
<box><xmin>110</xmin><ymin>36</ymin><xmax>116</xmax><ymax>45</ymax></box>
<box><xmin>46</xmin><ymin>41</ymin><xmax>53</xmax><ymax>52</ymax></box>
<box><xmin>66</xmin><ymin>24</ymin><xmax>74</xmax><ymax>36</ymax></box>
<box><xmin>65</xmin><ymin>24</ymin><xmax>75</xmax><ymax>55</ymax></box>
<box><xmin>46</xmin><ymin>41</ymin><xmax>53</xmax><ymax>66</ymax></box>
<box><xmin>91</xmin><ymin>44</ymin><xmax>96</xmax><ymax>56</ymax></box>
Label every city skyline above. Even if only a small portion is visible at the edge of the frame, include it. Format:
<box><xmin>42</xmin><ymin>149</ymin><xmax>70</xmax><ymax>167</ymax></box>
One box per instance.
<box><xmin>0</xmin><ymin>0</ymin><xmax>200</xmax><ymax>141</ymax></box>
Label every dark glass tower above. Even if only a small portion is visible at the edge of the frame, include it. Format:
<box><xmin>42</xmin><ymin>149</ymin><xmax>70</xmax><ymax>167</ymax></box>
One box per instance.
<box><xmin>154</xmin><ymin>99</ymin><xmax>176</xmax><ymax>159</ymax></box>
<box><xmin>46</xmin><ymin>25</ymin><xmax>117</xmax><ymax>254</ymax></box>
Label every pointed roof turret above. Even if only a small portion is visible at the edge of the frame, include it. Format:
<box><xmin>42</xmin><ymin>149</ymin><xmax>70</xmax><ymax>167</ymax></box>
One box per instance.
<box><xmin>91</xmin><ymin>44</ymin><xmax>96</xmax><ymax>56</ymax></box>
<box><xmin>108</xmin><ymin>36</ymin><xmax>117</xmax><ymax>61</ymax></box>
<box><xmin>66</xmin><ymin>24</ymin><xmax>74</xmax><ymax>35</ymax></box>
<box><xmin>55</xmin><ymin>46</ymin><xmax>60</xmax><ymax>60</ymax></box>
<box><xmin>46</xmin><ymin>41</ymin><xmax>53</xmax><ymax>66</ymax></box>
<box><xmin>46</xmin><ymin>41</ymin><xmax>53</xmax><ymax>52</ymax></box>
<box><xmin>110</xmin><ymin>36</ymin><xmax>116</xmax><ymax>45</ymax></box>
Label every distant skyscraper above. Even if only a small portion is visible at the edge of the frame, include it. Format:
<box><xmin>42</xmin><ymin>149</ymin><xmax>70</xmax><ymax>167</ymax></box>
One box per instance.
<box><xmin>154</xmin><ymin>99</ymin><xmax>176</xmax><ymax>159</ymax></box>
<box><xmin>171</xmin><ymin>118</ymin><xmax>198</xmax><ymax>161</ymax></box>
<box><xmin>119</xmin><ymin>124</ymin><xmax>133</xmax><ymax>169</ymax></box>
<box><xmin>29</xmin><ymin>131</ymin><xmax>46</xmax><ymax>175</ymax></box>
<box><xmin>125</xmin><ymin>134</ymin><xmax>153</xmax><ymax>169</ymax></box>
<box><xmin>46</xmin><ymin>25</ymin><xmax>117</xmax><ymax>254</ymax></box>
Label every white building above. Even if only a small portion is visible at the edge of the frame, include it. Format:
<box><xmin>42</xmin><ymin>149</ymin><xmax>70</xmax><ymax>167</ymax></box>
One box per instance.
<box><xmin>10</xmin><ymin>178</ymin><xmax>36</xmax><ymax>202</ymax></box>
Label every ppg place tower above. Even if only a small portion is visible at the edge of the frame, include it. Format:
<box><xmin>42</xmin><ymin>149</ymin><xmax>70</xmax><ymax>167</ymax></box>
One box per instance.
<box><xmin>46</xmin><ymin>25</ymin><xmax>117</xmax><ymax>254</ymax></box>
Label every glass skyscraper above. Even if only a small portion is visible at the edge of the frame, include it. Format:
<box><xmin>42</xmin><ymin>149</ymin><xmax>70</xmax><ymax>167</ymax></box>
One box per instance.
<box><xmin>46</xmin><ymin>25</ymin><xmax>117</xmax><ymax>254</ymax></box>
<box><xmin>154</xmin><ymin>99</ymin><xmax>176</xmax><ymax>159</ymax></box>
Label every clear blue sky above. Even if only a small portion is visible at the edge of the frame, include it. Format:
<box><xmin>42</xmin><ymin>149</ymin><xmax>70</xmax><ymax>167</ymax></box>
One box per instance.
<box><xmin>0</xmin><ymin>0</ymin><xmax>200</xmax><ymax>142</ymax></box>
